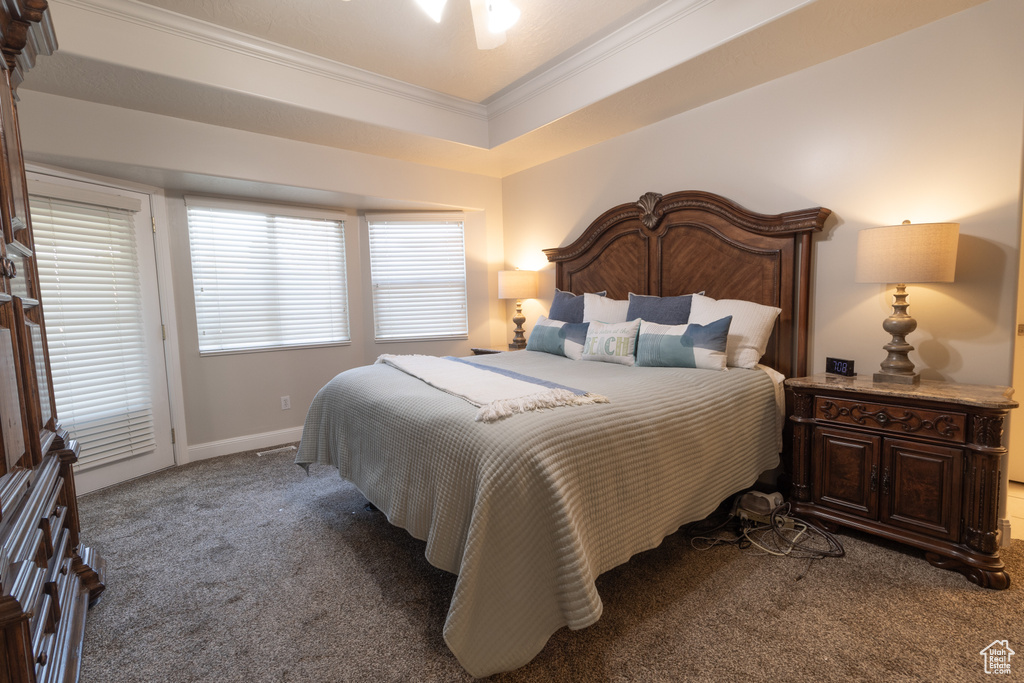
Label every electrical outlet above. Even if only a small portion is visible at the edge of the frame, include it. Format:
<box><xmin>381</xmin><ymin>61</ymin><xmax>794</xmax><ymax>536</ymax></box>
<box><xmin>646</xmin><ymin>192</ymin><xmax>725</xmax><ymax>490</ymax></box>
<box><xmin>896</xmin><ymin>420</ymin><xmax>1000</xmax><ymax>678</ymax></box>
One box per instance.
<box><xmin>280</xmin><ymin>395</ymin><xmax>291</xmax><ymax>410</ymax></box>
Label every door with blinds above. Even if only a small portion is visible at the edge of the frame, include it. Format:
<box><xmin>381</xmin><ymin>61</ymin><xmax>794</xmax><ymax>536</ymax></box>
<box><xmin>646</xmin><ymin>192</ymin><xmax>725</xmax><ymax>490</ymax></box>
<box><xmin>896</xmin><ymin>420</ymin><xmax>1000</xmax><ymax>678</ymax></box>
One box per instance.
<box><xmin>28</xmin><ymin>173</ymin><xmax>174</xmax><ymax>493</ymax></box>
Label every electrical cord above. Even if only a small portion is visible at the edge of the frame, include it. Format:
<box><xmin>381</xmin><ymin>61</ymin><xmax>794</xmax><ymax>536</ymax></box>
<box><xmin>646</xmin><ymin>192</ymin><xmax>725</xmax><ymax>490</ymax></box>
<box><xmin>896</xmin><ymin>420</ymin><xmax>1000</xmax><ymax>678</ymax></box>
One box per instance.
<box><xmin>684</xmin><ymin>510</ymin><xmax>748</xmax><ymax>550</ymax></box>
<box><xmin>743</xmin><ymin>502</ymin><xmax>845</xmax><ymax>560</ymax></box>
<box><xmin>684</xmin><ymin>500</ymin><xmax>845</xmax><ymax>573</ymax></box>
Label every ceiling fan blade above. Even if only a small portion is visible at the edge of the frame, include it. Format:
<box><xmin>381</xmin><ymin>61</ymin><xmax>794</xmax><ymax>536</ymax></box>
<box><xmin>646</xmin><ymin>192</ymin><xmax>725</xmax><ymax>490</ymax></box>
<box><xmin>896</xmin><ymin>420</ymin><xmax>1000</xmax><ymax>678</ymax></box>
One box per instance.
<box><xmin>470</xmin><ymin>0</ymin><xmax>506</xmax><ymax>50</ymax></box>
<box><xmin>415</xmin><ymin>0</ymin><xmax>447</xmax><ymax>23</ymax></box>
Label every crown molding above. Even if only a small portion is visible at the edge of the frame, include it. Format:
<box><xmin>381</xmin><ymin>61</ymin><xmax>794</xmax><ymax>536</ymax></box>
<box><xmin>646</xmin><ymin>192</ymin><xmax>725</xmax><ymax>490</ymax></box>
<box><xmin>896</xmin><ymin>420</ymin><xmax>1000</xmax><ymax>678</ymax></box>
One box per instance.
<box><xmin>484</xmin><ymin>0</ymin><xmax>816</xmax><ymax>146</ymax></box>
<box><xmin>484</xmin><ymin>0</ymin><xmax>716</xmax><ymax>115</ymax></box>
<box><xmin>53</xmin><ymin>0</ymin><xmax>488</xmax><ymax>121</ymax></box>
<box><xmin>50</xmin><ymin>0</ymin><xmax>816</xmax><ymax>151</ymax></box>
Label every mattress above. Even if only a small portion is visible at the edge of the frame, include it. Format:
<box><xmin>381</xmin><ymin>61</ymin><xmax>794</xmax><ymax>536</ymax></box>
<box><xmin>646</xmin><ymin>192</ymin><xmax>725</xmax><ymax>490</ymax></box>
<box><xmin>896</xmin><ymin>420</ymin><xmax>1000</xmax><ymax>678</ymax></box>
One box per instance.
<box><xmin>295</xmin><ymin>350</ymin><xmax>783</xmax><ymax>676</ymax></box>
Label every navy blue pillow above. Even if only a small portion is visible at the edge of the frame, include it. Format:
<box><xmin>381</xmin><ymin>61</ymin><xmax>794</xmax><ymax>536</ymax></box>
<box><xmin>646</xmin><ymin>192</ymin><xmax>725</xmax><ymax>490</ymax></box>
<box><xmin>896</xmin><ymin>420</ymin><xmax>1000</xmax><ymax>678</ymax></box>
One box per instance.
<box><xmin>548</xmin><ymin>288</ymin><xmax>605</xmax><ymax>324</ymax></box>
<box><xmin>626</xmin><ymin>293</ymin><xmax>693</xmax><ymax>325</ymax></box>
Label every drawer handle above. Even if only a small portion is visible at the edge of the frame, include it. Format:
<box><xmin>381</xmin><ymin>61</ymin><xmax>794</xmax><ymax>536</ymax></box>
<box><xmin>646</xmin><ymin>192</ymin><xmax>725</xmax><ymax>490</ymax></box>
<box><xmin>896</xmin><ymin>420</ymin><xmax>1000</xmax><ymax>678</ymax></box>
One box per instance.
<box><xmin>870</xmin><ymin>465</ymin><xmax>878</xmax><ymax>492</ymax></box>
<box><xmin>881</xmin><ymin>468</ymin><xmax>891</xmax><ymax>496</ymax></box>
<box><xmin>37</xmin><ymin>653</ymin><xmax>47</xmax><ymax>666</ymax></box>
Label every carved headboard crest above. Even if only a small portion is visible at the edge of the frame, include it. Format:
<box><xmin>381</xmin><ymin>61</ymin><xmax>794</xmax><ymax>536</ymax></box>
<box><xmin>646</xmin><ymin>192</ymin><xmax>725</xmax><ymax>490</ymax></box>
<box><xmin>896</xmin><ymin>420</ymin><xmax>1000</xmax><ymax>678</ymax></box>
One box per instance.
<box><xmin>544</xmin><ymin>190</ymin><xmax>831</xmax><ymax>377</ymax></box>
<box><xmin>637</xmin><ymin>191</ymin><xmax>664</xmax><ymax>230</ymax></box>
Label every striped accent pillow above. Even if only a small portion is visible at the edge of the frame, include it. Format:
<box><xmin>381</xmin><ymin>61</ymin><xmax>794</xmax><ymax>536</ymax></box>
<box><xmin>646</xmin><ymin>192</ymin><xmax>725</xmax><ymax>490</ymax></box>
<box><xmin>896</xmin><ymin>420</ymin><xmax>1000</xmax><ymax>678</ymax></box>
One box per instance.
<box><xmin>526</xmin><ymin>316</ymin><xmax>590</xmax><ymax>360</ymax></box>
<box><xmin>635</xmin><ymin>317</ymin><xmax>732</xmax><ymax>370</ymax></box>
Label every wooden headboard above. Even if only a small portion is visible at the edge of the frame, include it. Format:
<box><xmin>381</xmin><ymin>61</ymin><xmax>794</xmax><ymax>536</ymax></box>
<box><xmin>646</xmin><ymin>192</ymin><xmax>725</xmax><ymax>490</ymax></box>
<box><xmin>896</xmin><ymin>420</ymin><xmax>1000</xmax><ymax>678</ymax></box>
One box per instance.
<box><xmin>544</xmin><ymin>191</ymin><xmax>830</xmax><ymax>378</ymax></box>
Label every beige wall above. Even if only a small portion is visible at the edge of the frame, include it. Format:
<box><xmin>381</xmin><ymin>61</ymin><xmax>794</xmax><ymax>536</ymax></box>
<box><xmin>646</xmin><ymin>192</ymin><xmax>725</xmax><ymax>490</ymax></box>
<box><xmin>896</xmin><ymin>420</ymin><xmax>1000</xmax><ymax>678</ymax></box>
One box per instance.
<box><xmin>17</xmin><ymin>94</ymin><xmax>506</xmax><ymax>451</ymax></box>
<box><xmin>503</xmin><ymin>0</ymin><xmax>1024</xmax><ymax>391</ymax></box>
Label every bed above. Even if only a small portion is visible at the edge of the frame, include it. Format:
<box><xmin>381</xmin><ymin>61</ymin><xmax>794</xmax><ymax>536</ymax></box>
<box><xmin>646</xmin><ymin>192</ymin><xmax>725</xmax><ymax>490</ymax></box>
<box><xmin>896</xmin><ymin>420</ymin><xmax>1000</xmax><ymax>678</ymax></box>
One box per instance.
<box><xmin>295</xmin><ymin>190</ymin><xmax>831</xmax><ymax>677</ymax></box>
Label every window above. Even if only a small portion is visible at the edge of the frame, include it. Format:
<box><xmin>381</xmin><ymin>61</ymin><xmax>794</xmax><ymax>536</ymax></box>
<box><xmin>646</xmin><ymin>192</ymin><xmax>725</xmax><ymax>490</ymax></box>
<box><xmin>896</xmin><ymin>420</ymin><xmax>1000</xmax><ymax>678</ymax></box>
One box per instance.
<box><xmin>367</xmin><ymin>214</ymin><xmax>468</xmax><ymax>341</ymax></box>
<box><xmin>31</xmin><ymin>189</ymin><xmax>156</xmax><ymax>466</ymax></box>
<box><xmin>186</xmin><ymin>198</ymin><xmax>350</xmax><ymax>354</ymax></box>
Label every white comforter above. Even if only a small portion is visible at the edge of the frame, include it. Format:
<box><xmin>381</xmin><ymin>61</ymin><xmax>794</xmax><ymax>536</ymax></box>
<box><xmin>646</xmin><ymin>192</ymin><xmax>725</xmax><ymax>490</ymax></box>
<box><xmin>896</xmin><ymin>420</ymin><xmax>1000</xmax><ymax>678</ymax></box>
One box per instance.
<box><xmin>295</xmin><ymin>351</ymin><xmax>782</xmax><ymax>676</ymax></box>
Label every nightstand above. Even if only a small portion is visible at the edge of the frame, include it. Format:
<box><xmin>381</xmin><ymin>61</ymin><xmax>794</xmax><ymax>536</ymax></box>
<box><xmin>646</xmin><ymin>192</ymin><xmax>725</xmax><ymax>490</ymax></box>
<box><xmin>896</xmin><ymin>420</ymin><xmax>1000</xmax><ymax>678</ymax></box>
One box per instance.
<box><xmin>785</xmin><ymin>374</ymin><xmax>1017</xmax><ymax>589</ymax></box>
<box><xmin>470</xmin><ymin>346</ymin><xmax>522</xmax><ymax>355</ymax></box>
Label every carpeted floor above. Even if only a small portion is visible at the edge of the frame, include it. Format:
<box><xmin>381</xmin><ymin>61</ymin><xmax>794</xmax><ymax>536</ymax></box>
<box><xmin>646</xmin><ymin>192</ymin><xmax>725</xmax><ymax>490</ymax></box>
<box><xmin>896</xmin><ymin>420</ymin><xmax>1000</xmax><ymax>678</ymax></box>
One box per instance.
<box><xmin>76</xmin><ymin>447</ymin><xmax>1022</xmax><ymax>682</ymax></box>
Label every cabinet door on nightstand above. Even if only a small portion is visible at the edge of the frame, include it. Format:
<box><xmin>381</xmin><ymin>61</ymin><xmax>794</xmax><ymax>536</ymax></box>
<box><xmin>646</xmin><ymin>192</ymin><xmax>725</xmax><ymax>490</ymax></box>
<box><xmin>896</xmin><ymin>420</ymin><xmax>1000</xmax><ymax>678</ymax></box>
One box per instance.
<box><xmin>881</xmin><ymin>438</ymin><xmax>962</xmax><ymax>542</ymax></box>
<box><xmin>813</xmin><ymin>427</ymin><xmax>881</xmax><ymax>519</ymax></box>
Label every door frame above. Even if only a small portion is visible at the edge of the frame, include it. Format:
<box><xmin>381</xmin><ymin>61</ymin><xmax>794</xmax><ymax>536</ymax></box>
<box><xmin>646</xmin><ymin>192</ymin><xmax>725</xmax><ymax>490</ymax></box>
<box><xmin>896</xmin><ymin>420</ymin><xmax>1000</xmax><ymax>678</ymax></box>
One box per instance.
<box><xmin>27</xmin><ymin>162</ymin><xmax>189</xmax><ymax>476</ymax></box>
<box><xmin>1011</xmin><ymin>200</ymin><xmax>1024</xmax><ymax>485</ymax></box>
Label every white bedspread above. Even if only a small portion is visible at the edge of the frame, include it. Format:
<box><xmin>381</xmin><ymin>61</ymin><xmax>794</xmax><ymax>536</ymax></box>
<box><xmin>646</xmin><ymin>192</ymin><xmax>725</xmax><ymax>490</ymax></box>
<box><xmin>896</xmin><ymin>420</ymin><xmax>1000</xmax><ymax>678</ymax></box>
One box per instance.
<box><xmin>296</xmin><ymin>351</ymin><xmax>782</xmax><ymax>676</ymax></box>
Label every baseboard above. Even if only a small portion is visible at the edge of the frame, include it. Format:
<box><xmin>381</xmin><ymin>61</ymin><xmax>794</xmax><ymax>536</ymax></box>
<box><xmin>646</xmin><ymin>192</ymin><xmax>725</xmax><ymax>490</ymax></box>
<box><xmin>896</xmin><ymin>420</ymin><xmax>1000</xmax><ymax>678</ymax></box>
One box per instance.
<box><xmin>999</xmin><ymin>517</ymin><xmax>1012</xmax><ymax>548</ymax></box>
<box><xmin>186</xmin><ymin>426</ymin><xmax>304</xmax><ymax>463</ymax></box>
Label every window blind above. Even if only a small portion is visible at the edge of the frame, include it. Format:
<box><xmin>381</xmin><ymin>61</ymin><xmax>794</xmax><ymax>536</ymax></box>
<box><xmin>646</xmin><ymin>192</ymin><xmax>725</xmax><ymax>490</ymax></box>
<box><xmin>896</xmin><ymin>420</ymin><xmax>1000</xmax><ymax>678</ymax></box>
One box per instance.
<box><xmin>186</xmin><ymin>202</ymin><xmax>350</xmax><ymax>354</ymax></box>
<box><xmin>31</xmin><ymin>195</ymin><xmax>156</xmax><ymax>467</ymax></box>
<box><xmin>367</xmin><ymin>216</ymin><xmax>468</xmax><ymax>341</ymax></box>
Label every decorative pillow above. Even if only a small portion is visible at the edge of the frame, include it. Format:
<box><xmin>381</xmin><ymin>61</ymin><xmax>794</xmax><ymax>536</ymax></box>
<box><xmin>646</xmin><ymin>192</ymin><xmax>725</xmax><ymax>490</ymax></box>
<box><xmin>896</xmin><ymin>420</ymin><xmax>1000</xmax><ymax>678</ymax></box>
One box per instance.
<box><xmin>635</xmin><ymin>317</ymin><xmax>731</xmax><ymax>370</ymax></box>
<box><xmin>626</xmin><ymin>292</ymin><xmax>693</xmax><ymax>325</ymax></box>
<box><xmin>526</xmin><ymin>316</ymin><xmax>590</xmax><ymax>360</ymax></box>
<box><xmin>583</xmin><ymin>292</ymin><xmax>629</xmax><ymax>323</ymax></box>
<box><xmin>548</xmin><ymin>289</ymin><xmax>605</xmax><ymax>324</ymax></box>
<box><xmin>688</xmin><ymin>294</ymin><xmax>781</xmax><ymax>368</ymax></box>
<box><xmin>581</xmin><ymin>319</ymin><xmax>641</xmax><ymax>366</ymax></box>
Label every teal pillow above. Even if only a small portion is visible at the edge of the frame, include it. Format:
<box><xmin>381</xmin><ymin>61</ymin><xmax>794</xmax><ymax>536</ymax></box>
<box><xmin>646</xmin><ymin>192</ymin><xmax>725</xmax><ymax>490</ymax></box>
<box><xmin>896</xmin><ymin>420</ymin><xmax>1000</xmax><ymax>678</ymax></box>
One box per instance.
<box><xmin>526</xmin><ymin>316</ymin><xmax>590</xmax><ymax>360</ymax></box>
<box><xmin>635</xmin><ymin>317</ymin><xmax>732</xmax><ymax>370</ymax></box>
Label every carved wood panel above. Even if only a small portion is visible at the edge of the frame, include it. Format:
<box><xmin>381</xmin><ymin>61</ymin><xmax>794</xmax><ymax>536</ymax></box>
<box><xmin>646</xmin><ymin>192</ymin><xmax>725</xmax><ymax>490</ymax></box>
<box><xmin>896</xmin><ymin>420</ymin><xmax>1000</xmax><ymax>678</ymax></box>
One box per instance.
<box><xmin>882</xmin><ymin>438</ymin><xmax>962</xmax><ymax>542</ymax></box>
<box><xmin>814</xmin><ymin>396</ymin><xmax>965</xmax><ymax>444</ymax></box>
<box><xmin>814</xmin><ymin>427</ymin><xmax>880</xmax><ymax>519</ymax></box>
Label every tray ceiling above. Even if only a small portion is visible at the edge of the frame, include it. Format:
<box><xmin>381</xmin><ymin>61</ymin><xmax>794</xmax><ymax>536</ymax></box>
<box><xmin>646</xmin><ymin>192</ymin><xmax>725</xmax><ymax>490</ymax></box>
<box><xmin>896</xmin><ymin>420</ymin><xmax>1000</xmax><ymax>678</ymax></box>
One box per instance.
<box><xmin>22</xmin><ymin>0</ymin><xmax>988</xmax><ymax>178</ymax></box>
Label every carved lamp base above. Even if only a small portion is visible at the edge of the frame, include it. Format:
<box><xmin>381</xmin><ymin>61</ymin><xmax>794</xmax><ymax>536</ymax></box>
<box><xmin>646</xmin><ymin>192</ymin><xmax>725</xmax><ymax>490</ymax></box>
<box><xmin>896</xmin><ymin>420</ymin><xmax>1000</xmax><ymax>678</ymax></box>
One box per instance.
<box><xmin>874</xmin><ymin>283</ymin><xmax>920</xmax><ymax>385</ymax></box>
<box><xmin>510</xmin><ymin>299</ymin><xmax>527</xmax><ymax>350</ymax></box>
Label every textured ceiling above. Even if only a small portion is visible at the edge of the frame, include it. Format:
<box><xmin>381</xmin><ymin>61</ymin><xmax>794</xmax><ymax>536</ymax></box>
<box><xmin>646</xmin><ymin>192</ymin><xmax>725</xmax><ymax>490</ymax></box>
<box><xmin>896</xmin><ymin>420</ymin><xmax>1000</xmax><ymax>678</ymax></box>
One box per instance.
<box><xmin>129</xmin><ymin>0</ymin><xmax>667</xmax><ymax>102</ymax></box>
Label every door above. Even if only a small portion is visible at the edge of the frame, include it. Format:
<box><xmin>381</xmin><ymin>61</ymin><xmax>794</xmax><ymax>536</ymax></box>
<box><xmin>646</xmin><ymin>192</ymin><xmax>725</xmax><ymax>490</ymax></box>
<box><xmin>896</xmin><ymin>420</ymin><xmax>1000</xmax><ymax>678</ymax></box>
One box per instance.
<box><xmin>28</xmin><ymin>172</ymin><xmax>174</xmax><ymax>493</ymax></box>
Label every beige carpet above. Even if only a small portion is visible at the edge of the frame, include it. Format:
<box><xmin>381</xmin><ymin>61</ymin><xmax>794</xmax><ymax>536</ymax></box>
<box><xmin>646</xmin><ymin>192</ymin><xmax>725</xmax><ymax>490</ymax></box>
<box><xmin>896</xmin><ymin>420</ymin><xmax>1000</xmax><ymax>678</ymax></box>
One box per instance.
<box><xmin>76</xmin><ymin>447</ymin><xmax>1023</xmax><ymax>682</ymax></box>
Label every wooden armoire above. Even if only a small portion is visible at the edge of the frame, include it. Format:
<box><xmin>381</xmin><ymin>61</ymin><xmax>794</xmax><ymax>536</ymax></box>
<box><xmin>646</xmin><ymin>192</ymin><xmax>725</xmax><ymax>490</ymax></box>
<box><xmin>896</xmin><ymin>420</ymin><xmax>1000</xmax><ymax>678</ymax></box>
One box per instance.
<box><xmin>0</xmin><ymin>3</ymin><xmax>106</xmax><ymax>682</ymax></box>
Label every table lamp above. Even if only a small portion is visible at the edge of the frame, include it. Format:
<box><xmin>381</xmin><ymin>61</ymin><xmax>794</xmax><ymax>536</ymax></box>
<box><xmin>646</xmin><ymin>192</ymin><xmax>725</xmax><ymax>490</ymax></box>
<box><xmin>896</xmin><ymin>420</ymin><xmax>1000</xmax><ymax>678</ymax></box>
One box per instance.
<box><xmin>855</xmin><ymin>220</ymin><xmax>959</xmax><ymax>384</ymax></box>
<box><xmin>498</xmin><ymin>269</ymin><xmax>538</xmax><ymax>350</ymax></box>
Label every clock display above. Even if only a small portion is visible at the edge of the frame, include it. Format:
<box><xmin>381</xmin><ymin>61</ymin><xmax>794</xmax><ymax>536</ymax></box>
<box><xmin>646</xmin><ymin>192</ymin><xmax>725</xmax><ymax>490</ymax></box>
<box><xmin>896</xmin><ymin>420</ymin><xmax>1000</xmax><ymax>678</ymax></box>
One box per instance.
<box><xmin>825</xmin><ymin>357</ymin><xmax>856</xmax><ymax>377</ymax></box>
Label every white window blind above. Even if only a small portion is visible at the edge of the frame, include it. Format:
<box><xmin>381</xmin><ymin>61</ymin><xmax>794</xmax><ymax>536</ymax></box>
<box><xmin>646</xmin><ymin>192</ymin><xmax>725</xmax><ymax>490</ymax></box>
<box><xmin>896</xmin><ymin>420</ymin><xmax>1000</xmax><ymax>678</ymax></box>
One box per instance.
<box><xmin>367</xmin><ymin>215</ymin><xmax>468</xmax><ymax>341</ymax></box>
<box><xmin>31</xmin><ymin>194</ymin><xmax>156</xmax><ymax>467</ymax></box>
<box><xmin>186</xmin><ymin>200</ymin><xmax>350</xmax><ymax>354</ymax></box>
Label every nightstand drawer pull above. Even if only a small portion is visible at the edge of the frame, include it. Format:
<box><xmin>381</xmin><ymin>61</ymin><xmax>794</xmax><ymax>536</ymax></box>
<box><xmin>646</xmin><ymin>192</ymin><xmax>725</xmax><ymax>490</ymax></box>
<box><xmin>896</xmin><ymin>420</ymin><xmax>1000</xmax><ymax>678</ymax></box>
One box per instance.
<box><xmin>815</xmin><ymin>397</ymin><xmax>965</xmax><ymax>443</ymax></box>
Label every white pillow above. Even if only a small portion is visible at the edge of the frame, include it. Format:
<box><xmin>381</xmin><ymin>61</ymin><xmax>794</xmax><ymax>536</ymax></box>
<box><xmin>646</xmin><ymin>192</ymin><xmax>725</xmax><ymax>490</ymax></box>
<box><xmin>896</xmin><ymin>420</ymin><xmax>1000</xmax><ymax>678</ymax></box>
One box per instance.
<box><xmin>581</xmin><ymin>319</ymin><xmax>641</xmax><ymax>366</ymax></box>
<box><xmin>688</xmin><ymin>293</ymin><xmax>781</xmax><ymax>369</ymax></box>
<box><xmin>583</xmin><ymin>292</ymin><xmax>629</xmax><ymax>323</ymax></box>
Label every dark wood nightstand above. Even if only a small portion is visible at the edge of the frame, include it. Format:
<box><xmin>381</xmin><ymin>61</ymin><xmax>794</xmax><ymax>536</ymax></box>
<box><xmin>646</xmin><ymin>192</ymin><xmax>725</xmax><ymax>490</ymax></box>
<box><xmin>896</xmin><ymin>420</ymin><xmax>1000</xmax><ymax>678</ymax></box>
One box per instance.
<box><xmin>470</xmin><ymin>346</ymin><xmax>522</xmax><ymax>355</ymax></box>
<box><xmin>785</xmin><ymin>373</ymin><xmax>1017</xmax><ymax>589</ymax></box>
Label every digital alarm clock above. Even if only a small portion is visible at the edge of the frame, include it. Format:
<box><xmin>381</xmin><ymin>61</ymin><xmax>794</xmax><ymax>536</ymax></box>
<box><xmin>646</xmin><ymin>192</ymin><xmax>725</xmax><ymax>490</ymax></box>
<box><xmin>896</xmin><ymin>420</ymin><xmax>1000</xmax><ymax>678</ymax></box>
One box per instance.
<box><xmin>825</xmin><ymin>357</ymin><xmax>856</xmax><ymax>377</ymax></box>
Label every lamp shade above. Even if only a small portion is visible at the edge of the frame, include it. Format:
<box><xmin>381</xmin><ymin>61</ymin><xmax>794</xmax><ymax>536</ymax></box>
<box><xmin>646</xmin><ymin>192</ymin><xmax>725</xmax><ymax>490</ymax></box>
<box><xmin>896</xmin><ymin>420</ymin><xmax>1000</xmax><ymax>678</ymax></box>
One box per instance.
<box><xmin>855</xmin><ymin>221</ymin><xmax>959</xmax><ymax>284</ymax></box>
<box><xmin>498</xmin><ymin>270</ymin><xmax>537</xmax><ymax>300</ymax></box>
